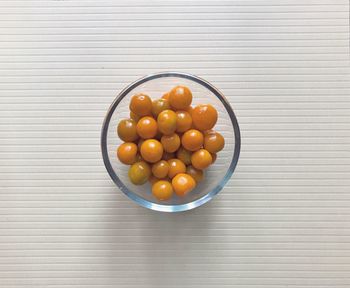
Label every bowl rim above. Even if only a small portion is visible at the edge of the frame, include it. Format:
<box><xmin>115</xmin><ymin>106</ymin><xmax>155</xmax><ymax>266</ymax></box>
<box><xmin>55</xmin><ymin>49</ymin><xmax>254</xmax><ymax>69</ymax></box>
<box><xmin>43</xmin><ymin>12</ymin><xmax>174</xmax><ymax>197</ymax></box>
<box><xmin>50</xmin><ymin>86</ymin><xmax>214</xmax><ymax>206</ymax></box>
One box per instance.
<box><xmin>101</xmin><ymin>71</ymin><xmax>241</xmax><ymax>212</ymax></box>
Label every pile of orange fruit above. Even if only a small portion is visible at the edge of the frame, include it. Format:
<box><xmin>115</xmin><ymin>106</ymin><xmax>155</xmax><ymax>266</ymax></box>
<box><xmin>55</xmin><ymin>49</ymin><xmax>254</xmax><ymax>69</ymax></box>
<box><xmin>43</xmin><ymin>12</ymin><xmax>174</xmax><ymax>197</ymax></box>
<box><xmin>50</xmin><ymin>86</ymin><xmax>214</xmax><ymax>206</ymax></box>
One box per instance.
<box><xmin>116</xmin><ymin>85</ymin><xmax>225</xmax><ymax>201</ymax></box>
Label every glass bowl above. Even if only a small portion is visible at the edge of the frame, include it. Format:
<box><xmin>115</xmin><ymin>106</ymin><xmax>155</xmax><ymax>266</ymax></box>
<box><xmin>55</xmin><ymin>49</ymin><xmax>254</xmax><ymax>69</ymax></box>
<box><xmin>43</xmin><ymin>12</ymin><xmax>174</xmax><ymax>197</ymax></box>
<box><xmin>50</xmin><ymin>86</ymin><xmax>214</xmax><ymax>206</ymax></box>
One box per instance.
<box><xmin>101</xmin><ymin>72</ymin><xmax>240</xmax><ymax>212</ymax></box>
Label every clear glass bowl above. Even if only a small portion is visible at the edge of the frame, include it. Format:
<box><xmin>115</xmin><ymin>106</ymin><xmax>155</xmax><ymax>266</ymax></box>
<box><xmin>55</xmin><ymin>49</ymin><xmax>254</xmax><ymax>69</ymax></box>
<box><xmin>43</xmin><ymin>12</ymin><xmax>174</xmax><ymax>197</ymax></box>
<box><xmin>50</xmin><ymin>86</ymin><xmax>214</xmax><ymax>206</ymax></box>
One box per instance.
<box><xmin>101</xmin><ymin>72</ymin><xmax>240</xmax><ymax>212</ymax></box>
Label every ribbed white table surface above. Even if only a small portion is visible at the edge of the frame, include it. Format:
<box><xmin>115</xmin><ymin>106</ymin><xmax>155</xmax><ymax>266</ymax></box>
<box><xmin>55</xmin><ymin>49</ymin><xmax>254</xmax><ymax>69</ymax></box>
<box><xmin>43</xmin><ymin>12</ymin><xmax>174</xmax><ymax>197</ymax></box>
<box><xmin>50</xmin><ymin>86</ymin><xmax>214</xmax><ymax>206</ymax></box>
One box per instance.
<box><xmin>0</xmin><ymin>0</ymin><xmax>350</xmax><ymax>287</ymax></box>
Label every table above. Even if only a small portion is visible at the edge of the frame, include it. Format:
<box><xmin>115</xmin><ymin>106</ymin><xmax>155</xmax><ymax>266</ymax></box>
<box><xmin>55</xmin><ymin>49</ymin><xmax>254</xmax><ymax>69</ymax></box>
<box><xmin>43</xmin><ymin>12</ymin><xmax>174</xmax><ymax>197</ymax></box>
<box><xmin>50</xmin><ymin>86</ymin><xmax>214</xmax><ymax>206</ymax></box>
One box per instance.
<box><xmin>1</xmin><ymin>0</ymin><xmax>350</xmax><ymax>287</ymax></box>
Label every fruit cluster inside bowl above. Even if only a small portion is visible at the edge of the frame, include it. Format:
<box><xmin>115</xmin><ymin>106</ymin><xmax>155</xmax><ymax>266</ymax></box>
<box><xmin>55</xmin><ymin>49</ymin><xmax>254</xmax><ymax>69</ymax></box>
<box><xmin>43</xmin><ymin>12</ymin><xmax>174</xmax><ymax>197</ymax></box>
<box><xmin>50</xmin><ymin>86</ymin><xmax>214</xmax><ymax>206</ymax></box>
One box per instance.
<box><xmin>101</xmin><ymin>72</ymin><xmax>240</xmax><ymax>212</ymax></box>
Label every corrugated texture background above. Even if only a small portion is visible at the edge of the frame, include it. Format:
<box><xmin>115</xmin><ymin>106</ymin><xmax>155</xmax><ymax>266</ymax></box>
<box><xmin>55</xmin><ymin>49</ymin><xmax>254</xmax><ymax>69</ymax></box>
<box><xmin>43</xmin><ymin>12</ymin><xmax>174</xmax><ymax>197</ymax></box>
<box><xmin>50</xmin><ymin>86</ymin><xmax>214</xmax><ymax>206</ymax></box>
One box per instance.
<box><xmin>0</xmin><ymin>0</ymin><xmax>350</xmax><ymax>287</ymax></box>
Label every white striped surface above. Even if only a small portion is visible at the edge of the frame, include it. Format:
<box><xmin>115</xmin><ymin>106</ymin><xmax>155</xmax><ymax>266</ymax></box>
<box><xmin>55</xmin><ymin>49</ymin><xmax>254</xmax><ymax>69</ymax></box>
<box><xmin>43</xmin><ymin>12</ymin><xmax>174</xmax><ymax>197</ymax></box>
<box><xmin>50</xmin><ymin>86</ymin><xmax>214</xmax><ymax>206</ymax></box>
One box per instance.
<box><xmin>0</xmin><ymin>0</ymin><xmax>350</xmax><ymax>287</ymax></box>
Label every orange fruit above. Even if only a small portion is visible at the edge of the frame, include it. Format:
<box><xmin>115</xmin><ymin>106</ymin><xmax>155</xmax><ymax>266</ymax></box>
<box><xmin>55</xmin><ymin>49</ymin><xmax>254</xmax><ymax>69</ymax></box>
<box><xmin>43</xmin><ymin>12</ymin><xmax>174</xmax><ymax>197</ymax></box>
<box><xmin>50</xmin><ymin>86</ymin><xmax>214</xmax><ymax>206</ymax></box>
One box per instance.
<box><xmin>117</xmin><ymin>119</ymin><xmax>138</xmax><ymax>142</ymax></box>
<box><xmin>161</xmin><ymin>133</ymin><xmax>181</xmax><ymax>153</ymax></box>
<box><xmin>169</xmin><ymin>85</ymin><xmax>192</xmax><ymax>110</ymax></box>
<box><xmin>162</xmin><ymin>151</ymin><xmax>175</xmax><ymax>160</ymax></box>
<box><xmin>117</xmin><ymin>142</ymin><xmax>138</xmax><ymax>165</ymax></box>
<box><xmin>136</xmin><ymin>116</ymin><xmax>158</xmax><ymax>139</ymax></box>
<box><xmin>191</xmin><ymin>148</ymin><xmax>212</xmax><ymax>169</ymax></box>
<box><xmin>128</xmin><ymin>161</ymin><xmax>151</xmax><ymax>185</ymax></box>
<box><xmin>119</xmin><ymin>85</ymin><xmax>224</xmax><ymax>190</ymax></box>
<box><xmin>172</xmin><ymin>173</ymin><xmax>196</xmax><ymax>197</ymax></box>
<box><xmin>162</xmin><ymin>92</ymin><xmax>170</xmax><ymax>101</ymax></box>
<box><xmin>140</xmin><ymin>139</ymin><xmax>163</xmax><ymax>163</ymax></box>
<box><xmin>176</xmin><ymin>111</ymin><xmax>192</xmax><ymax>133</ymax></box>
<box><xmin>211</xmin><ymin>152</ymin><xmax>217</xmax><ymax>163</ymax></box>
<box><xmin>157</xmin><ymin>109</ymin><xmax>177</xmax><ymax>135</ymax></box>
<box><xmin>186</xmin><ymin>165</ymin><xmax>204</xmax><ymax>183</ymax></box>
<box><xmin>129</xmin><ymin>93</ymin><xmax>152</xmax><ymax>116</ymax></box>
<box><xmin>152</xmin><ymin>99</ymin><xmax>170</xmax><ymax>117</ymax></box>
<box><xmin>152</xmin><ymin>160</ymin><xmax>170</xmax><ymax>179</ymax></box>
<box><xmin>176</xmin><ymin>147</ymin><xmax>192</xmax><ymax>165</ymax></box>
<box><xmin>185</xmin><ymin>105</ymin><xmax>193</xmax><ymax>115</ymax></box>
<box><xmin>181</xmin><ymin>129</ymin><xmax>204</xmax><ymax>151</ymax></box>
<box><xmin>204</xmin><ymin>131</ymin><xmax>225</xmax><ymax>153</ymax></box>
<box><xmin>192</xmin><ymin>104</ymin><xmax>218</xmax><ymax>131</ymax></box>
<box><xmin>130</xmin><ymin>111</ymin><xmax>140</xmax><ymax>122</ymax></box>
<box><xmin>167</xmin><ymin>158</ymin><xmax>186</xmax><ymax>179</ymax></box>
<box><xmin>152</xmin><ymin>180</ymin><xmax>173</xmax><ymax>201</ymax></box>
